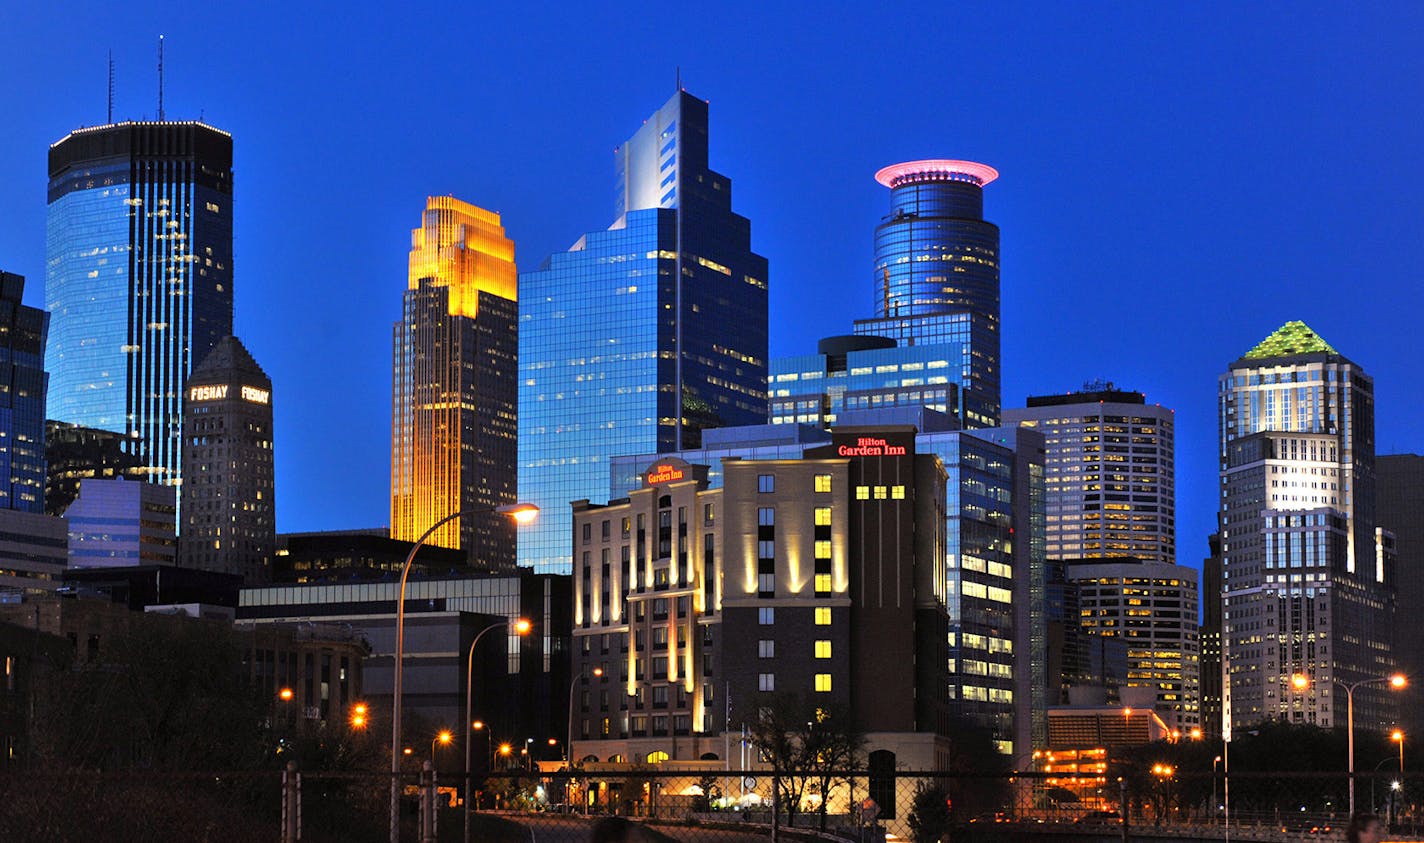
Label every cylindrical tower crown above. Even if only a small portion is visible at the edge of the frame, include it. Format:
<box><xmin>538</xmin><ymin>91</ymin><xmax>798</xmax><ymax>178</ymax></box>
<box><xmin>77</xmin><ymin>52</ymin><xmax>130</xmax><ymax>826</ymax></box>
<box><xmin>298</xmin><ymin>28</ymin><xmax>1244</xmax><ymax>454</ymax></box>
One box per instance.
<box><xmin>872</xmin><ymin>159</ymin><xmax>1000</xmax><ymax>323</ymax></box>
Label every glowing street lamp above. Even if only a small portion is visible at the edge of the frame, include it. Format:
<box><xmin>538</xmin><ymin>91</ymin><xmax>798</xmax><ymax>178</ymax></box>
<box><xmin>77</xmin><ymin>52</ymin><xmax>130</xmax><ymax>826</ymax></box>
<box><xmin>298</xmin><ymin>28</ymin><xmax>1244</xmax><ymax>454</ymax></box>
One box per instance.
<box><xmin>1393</xmin><ymin>729</ymin><xmax>1405</xmax><ymax>774</ymax></box>
<box><xmin>350</xmin><ymin>702</ymin><xmax>369</xmax><ymax>730</ymax></box>
<box><xmin>389</xmin><ymin>502</ymin><xmax>537</xmax><ymax>843</ymax></box>
<box><xmin>464</xmin><ymin>617</ymin><xmax>532</xmax><ymax>843</ymax></box>
<box><xmin>432</xmin><ymin>729</ymin><xmax>453</xmax><ymax>762</ymax></box>
<box><xmin>1290</xmin><ymin>671</ymin><xmax>1407</xmax><ymax>815</ymax></box>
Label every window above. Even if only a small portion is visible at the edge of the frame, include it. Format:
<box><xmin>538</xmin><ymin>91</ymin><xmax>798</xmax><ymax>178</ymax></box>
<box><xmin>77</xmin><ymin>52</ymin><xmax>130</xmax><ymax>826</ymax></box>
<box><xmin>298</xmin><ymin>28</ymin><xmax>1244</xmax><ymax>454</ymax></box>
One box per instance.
<box><xmin>873</xmin><ymin>486</ymin><xmax>887</xmax><ymax>500</ymax></box>
<box><xmin>891</xmin><ymin>485</ymin><xmax>906</xmax><ymax>499</ymax></box>
<box><xmin>815</xmin><ymin>607</ymin><xmax>832</xmax><ymax>625</ymax></box>
<box><xmin>704</xmin><ymin>503</ymin><xmax>714</xmax><ymax>524</ymax></box>
<box><xmin>815</xmin><ymin>474</ymin><xmax>832</xmax><ymax>493</ymax></box>
<box><xmin>814</xmin><ymin>673</ymin><xmax>832</xmax><ymax>693</ymax></box>
<box><xmin>758</xmin><ymin>673</ymin><xmax>776</xmax><ymax>692</ymax></box>
<box><xmin>814</xmin><ymin>540</ymin><xmax>831</xmax><ymax>559</ymax></box>
<box><xmin>758</xmin><ymin>573</ymin><xmax>776</xmax><ymax>595</ymax></box>
<box><xmin>758</xmin><ymin>474</ymin><xmax>775</xmax><ymax>493</ymax></box>
<box><xmin>855</xmin><ymin>486</ymin><xmax>870</xmax><ymax>500</ymax></box>
<box><xmin>647</xmin><ymin>750</ymin><xmax>669</xmax><ymax>763</ymax></box>
<box><xmin>758</xmin><ymin>507</ymin><xmax>775</xmax><ymax>526</ymax></box>
<box><xmin>758</xmin><ymin>639</ymin><xmax>775</xmax><ymax>658</ymax></box>
<box><xmin>814</xmin><ymin>507</ymin><xmax>832</xmax><ymax>526</ymax></box>
<box><xmin>815</xmin><ymin>574</ymin><xmax>832</xmax><ymax>595</ymax></box>
<box><xmin>758</xmin><ymin>607</ymin><xmax>775</xmax><ymax>625</ymax></box>
<box><xmin>815</xmin><ymin>640</ymin><xmax>832</xmax><ymax>659</ymax></box>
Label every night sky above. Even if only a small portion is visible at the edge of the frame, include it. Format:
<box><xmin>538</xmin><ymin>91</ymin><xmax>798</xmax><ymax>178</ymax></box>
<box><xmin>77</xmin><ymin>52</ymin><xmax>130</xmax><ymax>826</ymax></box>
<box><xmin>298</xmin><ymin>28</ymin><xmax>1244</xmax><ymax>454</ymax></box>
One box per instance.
<box><xmin>1</xmin><ymin>3</ymin><xmax>1420</xmax><ymax>571</ymax></box>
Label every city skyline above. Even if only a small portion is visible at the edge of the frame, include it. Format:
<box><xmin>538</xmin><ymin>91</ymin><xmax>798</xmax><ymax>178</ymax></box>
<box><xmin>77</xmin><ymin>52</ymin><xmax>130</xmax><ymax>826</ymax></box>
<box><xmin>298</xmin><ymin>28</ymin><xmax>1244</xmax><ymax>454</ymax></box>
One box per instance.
<box><xmin>1</xmin><ymin>4</ymin><xmax>1422</xmax><ymax>574</ymax></box>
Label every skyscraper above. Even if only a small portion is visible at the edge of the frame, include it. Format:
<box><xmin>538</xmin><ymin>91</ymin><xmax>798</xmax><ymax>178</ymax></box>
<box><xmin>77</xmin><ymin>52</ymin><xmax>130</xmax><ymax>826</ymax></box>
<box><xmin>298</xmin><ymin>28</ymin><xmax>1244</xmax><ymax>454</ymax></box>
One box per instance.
<box><xmin>46</xmin><ymin>121</ymin><xmax>234</xmax><ymax>488</ymax></box>
<box><xmin>1376</xmin><ymin>454</ymin><xmax>1423</xmax><ymax>740</ymax></box>
<box><xmin>391</xmin><ymin>198</ymin><xmax>518</xmax><ymax>568</ymax></box>
<box><xmin>1003</xmin><ymin>384</ymin><xmax>1176</xmax><ymax>564</ymax></box>
<box><xmin>180</xmin><ymin>335</ymin><xmax>275</xmax><ymax>584</ymax></box>
<box><xmin>0</xmin><ymin>271</ymin><xmax>49</xmax><ymax>513</ymax></box>
<box><xmin>1218</xmin><ymin>321</ymin><xmax>1395</xmax><ymax>733</ymax></box>
<box><xmin>518</xmin><ymin>90</ymin><xmax>769</xmax><ymax>573</ymax></box>
<box><xmin>853</xmin><ymin>159</ymin><xmax>1001</xmax><ymax>427</ymax></box>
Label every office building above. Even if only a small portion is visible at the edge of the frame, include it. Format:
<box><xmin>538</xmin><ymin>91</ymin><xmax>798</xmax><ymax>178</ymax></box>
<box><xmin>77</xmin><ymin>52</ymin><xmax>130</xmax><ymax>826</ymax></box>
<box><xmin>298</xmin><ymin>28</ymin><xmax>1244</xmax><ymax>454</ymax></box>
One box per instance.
<box><xmin>1219</xmin><ymin>321</ymin><xmax>1395</xmax><ymax>732</ymax></box>
<box><xmin>392</xmin><ymin>198</ymin><xmax>518</xmax><ymax>568</ymax></box>
<box><xmin>0</xmin><ymin>509</ymin><xmax>69</xmax><ymax>596</ymax></box>
<box><xmin>851</xmin><ymin>159</ymin><xmax>1001</xmax><ymax>428</ymax></box>
<box><xmin>237</xmin><ymin>570</ymin><xmax>571</xmax><ymax>759</ymax></box>
<box><xmin>518</xmin><ymin>90</ymin><xmax>769</xmax><ymax>573</ymax></box>
<box><xmin>770</xmin><ymin>335</ymin><xmax>961</xmax><ymax>427</ymax></box>
<box><xmin>180</xmin><ymin>336</ymin><xmax>275</xmax><ymax>584</ymax></box>
<box><xmin>272</xmin><ymin>529</ymin><xmax>468</xmax><ymax>583</ymax></box>
<box><xmin>45</xmin><ymin>421</ymin><xmax>144</xmax><ymax>516</ymax></box>
<box><xmin>1068</xmin><ymin>558</ymin><xmax>1200</xmax><ymax>732</ymax></box>
<box><xmin>66</xmin><ymin>477</ymin><xmax>177</xmax><ymax>568</ymax></box>
<box><xmin>1199</xmin><ymin>535</ymin><xmax>1223</xmax><ymax>739</ymax></box>
<box><xmin>0</xmin><ymin>271</ymin><xmax>49</xmax><ymax>513</ymax></box>
<box><xmin>1004</xmin><ymin>384</ymin><xmax>1175</xmax><ymax>565</ymax></box>
<box><xmin>46</xmin><ymin>121</ymin><xmax>234</xmax><ymax>489</ymax></box>
<box><xmin>571</xmin><ymin>427</ymin><xmax>953</xmax><ymax>773</ymax></box>
<box><xmin>1377</xmin><ymin>453</ymin><xmax>1424</xmax><ymax>739</ymax></box>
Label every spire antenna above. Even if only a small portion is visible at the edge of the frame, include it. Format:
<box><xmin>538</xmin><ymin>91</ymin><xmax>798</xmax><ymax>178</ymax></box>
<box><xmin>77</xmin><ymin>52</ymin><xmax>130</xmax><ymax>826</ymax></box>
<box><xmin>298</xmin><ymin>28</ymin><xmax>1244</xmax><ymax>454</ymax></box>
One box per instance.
<box><xmin>157</xmin><ymin>35</ymin><xmax>165</xmax><ymax>121</ymax></box>
<box><xmin>107</xmin><ymin>50</ymin><xmax>115</xmax><ymax>123</ymax></box>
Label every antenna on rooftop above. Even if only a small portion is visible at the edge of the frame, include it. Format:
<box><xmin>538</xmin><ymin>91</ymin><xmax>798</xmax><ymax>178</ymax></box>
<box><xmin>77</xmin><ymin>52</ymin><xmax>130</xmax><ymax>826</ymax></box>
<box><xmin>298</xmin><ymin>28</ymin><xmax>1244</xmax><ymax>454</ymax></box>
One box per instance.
<box><xmin>676</xmin><ymin>66</ymin><xmax>681</xmax><ymax>92</ymax></box>
<box><xmin>107</xmin><ymin>50</ymin><xmax>114</xmax><ymax>124</ymax></box>
<box><xmin>157</xmin><ymin>35</ymin><xmax>165</xmax><ymax>121</ymax></box>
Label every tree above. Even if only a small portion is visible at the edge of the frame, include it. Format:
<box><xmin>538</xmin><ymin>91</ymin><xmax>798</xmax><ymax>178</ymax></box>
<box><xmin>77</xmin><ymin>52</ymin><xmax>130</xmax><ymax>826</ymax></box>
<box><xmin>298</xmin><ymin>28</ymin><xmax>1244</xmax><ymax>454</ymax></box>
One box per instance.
<box><xmin>802</xmin><ymin>703</ymin><xmax>864</xmax><ymax>830</ymax></box>
<box><xmin>906</xmin><ymin>782</ymin><xmax>952</xmax><ymax>843</ymax></box>
<box><xmin>741</xmin><ymin>693</ymin><xmax>864</xmax><ymax>828</ymax></box>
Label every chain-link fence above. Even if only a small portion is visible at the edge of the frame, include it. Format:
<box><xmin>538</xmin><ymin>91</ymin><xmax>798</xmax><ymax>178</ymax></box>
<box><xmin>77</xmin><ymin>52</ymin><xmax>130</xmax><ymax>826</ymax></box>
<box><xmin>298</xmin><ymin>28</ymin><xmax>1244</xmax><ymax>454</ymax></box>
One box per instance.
<box><xmin>5</xmin><ymin>766</ymin><xmax>1424</xmax><ymax>841</ymax></box>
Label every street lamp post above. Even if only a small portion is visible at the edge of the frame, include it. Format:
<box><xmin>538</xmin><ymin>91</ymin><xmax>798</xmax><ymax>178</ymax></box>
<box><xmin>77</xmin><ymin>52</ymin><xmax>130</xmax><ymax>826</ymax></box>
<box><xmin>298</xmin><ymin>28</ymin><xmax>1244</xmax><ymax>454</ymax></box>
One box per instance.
<box><xmin>464</xmin><ymin>618</ymin><xmax>530</xmax><ymax>843</ymax></box>
<box><xmin>1212</xmin><ymin>755</ymin><xmax>1223</xmax><ymax>830</ymax></box>
<box><xmin>432</xmin><ymin>730</ymin><xmax>452</xmax><ymax>763</ymax></box>
<box><xmin>388</xmin><ymin>502</ymin><xmax>537</xmax><ymax>843</ymax></box>
<box><xmin>1291</xmin><ymin>672</ymin><xmax>1407</xmax><ymax>816</ymax></box>
<box><xmin>565</xmin><ymin>667</ymin><xmax>602</xmax><ymax>813</ymax></box>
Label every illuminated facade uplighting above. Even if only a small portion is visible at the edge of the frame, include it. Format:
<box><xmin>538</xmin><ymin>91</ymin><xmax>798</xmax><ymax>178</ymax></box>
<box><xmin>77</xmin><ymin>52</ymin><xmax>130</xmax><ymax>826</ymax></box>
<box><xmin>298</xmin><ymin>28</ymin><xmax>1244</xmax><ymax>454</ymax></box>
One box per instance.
<box><xmin>45</xmin><ymin>122</ymin><xmax>234</xmax><ymax>490</ymax></box>
<box><xmin>391</xmin><ymin>198</ymin><xmax>518</xmax><ymax>565</ymax></box>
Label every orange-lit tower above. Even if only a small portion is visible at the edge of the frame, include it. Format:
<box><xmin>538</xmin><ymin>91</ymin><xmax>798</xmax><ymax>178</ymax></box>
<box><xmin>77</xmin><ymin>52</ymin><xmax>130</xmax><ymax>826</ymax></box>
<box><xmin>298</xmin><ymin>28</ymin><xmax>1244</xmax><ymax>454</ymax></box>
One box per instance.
<box><xmin>391</xmin><ymin>197</ymin><xmax>518</xmax><ymax>565</ymax></box>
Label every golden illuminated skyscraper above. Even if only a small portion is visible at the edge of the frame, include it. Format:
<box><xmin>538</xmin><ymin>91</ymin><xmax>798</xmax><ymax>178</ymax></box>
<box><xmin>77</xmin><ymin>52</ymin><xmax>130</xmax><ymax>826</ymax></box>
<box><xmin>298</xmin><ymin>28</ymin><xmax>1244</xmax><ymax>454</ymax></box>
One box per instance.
<box><xmin>392</xmin><ymin>197</ymin><xmax>517</xmax><ymax>566</ymax></box>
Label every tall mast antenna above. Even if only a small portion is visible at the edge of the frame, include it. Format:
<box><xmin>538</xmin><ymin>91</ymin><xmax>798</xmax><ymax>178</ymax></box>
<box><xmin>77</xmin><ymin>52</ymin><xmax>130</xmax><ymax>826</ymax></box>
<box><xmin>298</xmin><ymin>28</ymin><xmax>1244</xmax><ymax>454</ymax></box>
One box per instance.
<box><xmin>107</xmin><ymin>50</ymin><xmax>114</xmax><ymax>123</ymax></box>
<box><xmin>157</xmin><ymin>35</ymin><xmax>165</xmax><ymax>121</ymax></box>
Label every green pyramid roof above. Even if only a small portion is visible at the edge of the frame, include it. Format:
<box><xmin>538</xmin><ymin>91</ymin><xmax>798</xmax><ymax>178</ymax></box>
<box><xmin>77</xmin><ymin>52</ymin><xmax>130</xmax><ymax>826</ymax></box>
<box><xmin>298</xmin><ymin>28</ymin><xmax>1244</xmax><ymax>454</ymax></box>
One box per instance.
<box><xmin>1241</xmin><ymin>321</ymin><xmax>1339</xmax><ymax>360</ymax></box>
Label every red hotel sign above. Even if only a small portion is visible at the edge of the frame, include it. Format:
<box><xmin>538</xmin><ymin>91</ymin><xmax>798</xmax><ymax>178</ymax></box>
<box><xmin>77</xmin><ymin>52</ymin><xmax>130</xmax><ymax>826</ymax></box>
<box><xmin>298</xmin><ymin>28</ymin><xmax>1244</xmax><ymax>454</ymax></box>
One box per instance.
<box><xmin>836</xmin><ymin>437</ymin><xmax>907</xmax><ymax>457</ymax></box>
<box><xmin>645</xmin><ymin>463</ymin><xmax>686</xmax><ymax>485</ymax></box>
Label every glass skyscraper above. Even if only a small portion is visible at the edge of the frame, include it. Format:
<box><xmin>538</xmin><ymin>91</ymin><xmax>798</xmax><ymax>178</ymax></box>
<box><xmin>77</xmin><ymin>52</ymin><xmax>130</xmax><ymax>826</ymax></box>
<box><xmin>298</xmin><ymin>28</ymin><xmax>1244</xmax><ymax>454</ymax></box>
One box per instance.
<box><xmin>853</xmin><ymin>159</ymin><xmax>1001</xmax><ymax>427</ymax></box>
<box><xmin>518</xmin><ymin>90</ymin><xmax>768</xmax><ymax>573</ymax></box>
<box><xmin>391</xmin><ymin>198</ymin><xmax>518</xmax><ymax>569</ymax></box>
<box><xmin>0</xmin><ymin>271</ymin><xmax>49</xmax><ymax>512</ymax></box>
<box><xmin>46</xmin><ymin>121</ymin><xmax>234</xmax><ymax>488</ymax></box>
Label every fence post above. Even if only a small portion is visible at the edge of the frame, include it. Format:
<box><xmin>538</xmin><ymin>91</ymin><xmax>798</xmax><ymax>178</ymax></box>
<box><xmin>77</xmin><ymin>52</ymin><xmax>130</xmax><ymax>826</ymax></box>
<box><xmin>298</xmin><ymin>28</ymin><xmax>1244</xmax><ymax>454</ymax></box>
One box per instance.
<box><xmin>281</xmin><ymin>760</ymin><xmax>301</xmax><ymax>843</ymax></box>
<box><xmin>419</xmin><ymin>760</ymin><xmax>435</xmax><ymax>843</ymax></box>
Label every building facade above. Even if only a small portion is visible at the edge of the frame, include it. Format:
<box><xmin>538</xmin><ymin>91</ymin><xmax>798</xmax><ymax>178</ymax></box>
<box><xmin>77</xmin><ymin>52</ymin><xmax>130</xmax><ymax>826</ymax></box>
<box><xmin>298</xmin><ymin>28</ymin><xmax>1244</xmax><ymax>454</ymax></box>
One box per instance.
<box><xmin>1219</xmin><ymin>321</ymin><xmax>1395</xmax><ymax>733</ymax></box>
<box><xmin>1068</xmin><ymin>558</ymin><xmax>1200</xmax><ymax>732</ymax></box>
<box><xmin>518</xmin><ymin>90</ymin><xmax>769</xmax><ymax>573</ymax></box>
<box><xmin>66</xmin><ymin>477</ymin><xmax>177</xmax><ymax>568</ymax></box>
<box><xmin>44</xmin><ymin>421</ymin><xmax>145</xmax><ymax>517</ymax></box>
<box><xmin>1375</xmin><ymin>453</ymin><xmax>1423</xmax><ymax>740</ymax></box>
<box><xmin>770</xmin><ymin>335</ymin><xmax>962</xmax><ymax>428</ymax></box>
<box><xmin>392</xmin><ymin>198</ymin><xmax>518</xmax><ymax>567</ymax></box>
<box><xmin>1003</xmin><ymin>385</ymin><xmax>1175</xmax><ymax>565</ymax></box>
<box><xmin>1199</xmin><ymin>535</ymin><xmax>1223</xmax><ymax>739</ymax></box>
<box><xmin>0</xmin><ymin>271</ymin><xmax>49</xmax><ymax>513</ymax></box>
<box><xmin>852</xmin><ymin>160</ymin><xmax>1001</xmax><ymax>428</ymax></box>
<box><xmin>179</xmin><ymin>336</ymin><xmax>275</xmax><ymax>584</ymax></box>
<box><xmin>46</xmin><ymin>121</ymin><xmax>234</xmax><ymax>489</ymax></box>
<box><xmin>570</xmin><ymin>429</ymin><xmax>953</xmax><ymax>770</ymax></box>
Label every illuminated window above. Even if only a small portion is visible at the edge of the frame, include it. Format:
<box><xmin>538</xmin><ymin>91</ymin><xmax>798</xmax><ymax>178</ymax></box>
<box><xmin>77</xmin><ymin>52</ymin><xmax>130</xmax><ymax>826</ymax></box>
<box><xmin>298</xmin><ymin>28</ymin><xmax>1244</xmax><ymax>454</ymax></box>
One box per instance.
<box><xmin>873</xmin><ymin>486</ymin><xmax>887</xmax><ymax>500</ymax></box>
<box><xmin>814</xmin><ymin>507</ymin><xmax>832</xmax><ymax>526</ymax></box>
<box><xmin>891</xmin><ymin>486</ymin><xmax>906</xmax><ymax>499</ymax></box>
<box><xmin>814</xmin><ymin>540</ymin><xmax>831</xmax><ymax>559</ymax></box>
<box><xmin>758</xmin><ymin>607</ymin><xmax>775</xmax><ymax>625</ymax></box>
<box><xmin>759</xmin><ymin>673</ymin><xmax>775</xmax><ymax>692</ymax></box>
<box><xmin>814</xmin><ymin>674</ymin><xmax>832</xmax><ymax>693</ymax></box>
<box><xmin>815</xmin><ymin>474</ymin><xmax>832</xmax><ymax>493</ymax></box>
<box><xmin>855</xmin><ymin>486</ymin><xmax>870</xmax><ymax>500</ymax></box>
<box><xmin>647</xmin><ymin>751</ymin><xmax>669</xmax><ymax>763</ymax></box>
<box><xmin>814</xmin><ymin>641</ymin><xmax>832</xmax><ymax>659</ymax></box>
<box><xmin>814</xmin><ymin>574</ymin><xmax>832</xmax><ymax>595</ymax></box>
<box><xmin>814</xmin><ymin>607</ymin><xmax>832</xmax><ymax>625</ymax></box>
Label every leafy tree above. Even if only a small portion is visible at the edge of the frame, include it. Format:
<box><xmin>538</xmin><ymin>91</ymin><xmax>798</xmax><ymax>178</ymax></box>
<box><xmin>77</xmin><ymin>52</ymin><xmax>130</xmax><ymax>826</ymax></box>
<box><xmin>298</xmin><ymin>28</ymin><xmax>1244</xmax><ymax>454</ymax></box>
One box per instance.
<box><xmin>906</xmin><ymin>782</ymin><xmax>952</xmax><ymax>843</ymax></box>
<box><xmin>741</xmin><ymin>693</ymin><xmax>864</xmax><ymax>828</ymax></box>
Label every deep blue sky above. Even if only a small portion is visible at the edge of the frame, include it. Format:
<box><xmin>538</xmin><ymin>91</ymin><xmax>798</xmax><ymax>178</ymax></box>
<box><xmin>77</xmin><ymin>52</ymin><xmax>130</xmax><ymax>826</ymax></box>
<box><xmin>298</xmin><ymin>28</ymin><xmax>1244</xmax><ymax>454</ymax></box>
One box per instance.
<box><xmin>2</xmin><ymin>3</ymin><xmax>1421</xmax><ymax>568</ymax></box>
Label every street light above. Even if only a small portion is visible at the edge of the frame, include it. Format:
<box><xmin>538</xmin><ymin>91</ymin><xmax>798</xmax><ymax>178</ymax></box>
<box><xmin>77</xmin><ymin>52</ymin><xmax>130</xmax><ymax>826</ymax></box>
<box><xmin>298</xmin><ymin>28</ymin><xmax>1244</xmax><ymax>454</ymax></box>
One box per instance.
<box><xmin>351</xmin><ymin>702</ymin><xmax>369</xmax><ymax>730</ymax></box>
<box><xmin>464</xmin><ymin>618</ymin><xmax>531</xmax><ymax>843</ymax></box>
<box><xmin>432</xmin><ymin>729</ymin><xmax>453</xmax><ymax>762</ymax></box>
<box><xmin>1212</xmin><ymin>756</ymin><xmax>1223</xmax><ymax>831</ymax></box>
<box><xmin>1393</xmin><ymin>729</ymin><xmax>1405</xmax><ymax>773</ymax></box>
<box><xmin>567</xmin><ymin>667</ymin><xmax>604</xmax><ymax>764</ymax></box>
<box><xmin>472</xmin><ymin>721</ymin><xmax>492</xmax><ymax>769</ymax></box>
<box><xmin>389</xmin><ymin>502</ymin><xmax>537</xmax><ymax>843</ymax></box>
<box><xmin>1290</xmin><ymin>671</ymin><xmax>1408</xmax><ymax>815</ymax></box>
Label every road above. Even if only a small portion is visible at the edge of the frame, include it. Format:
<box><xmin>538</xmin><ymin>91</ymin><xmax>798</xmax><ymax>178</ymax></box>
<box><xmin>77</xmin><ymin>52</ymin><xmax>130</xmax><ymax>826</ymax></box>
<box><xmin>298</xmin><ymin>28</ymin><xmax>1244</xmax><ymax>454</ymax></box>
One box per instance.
<box><xmin>514</xmin><ymin>813</ymin><xmax>774</xmax><ymax>842</ymax></box>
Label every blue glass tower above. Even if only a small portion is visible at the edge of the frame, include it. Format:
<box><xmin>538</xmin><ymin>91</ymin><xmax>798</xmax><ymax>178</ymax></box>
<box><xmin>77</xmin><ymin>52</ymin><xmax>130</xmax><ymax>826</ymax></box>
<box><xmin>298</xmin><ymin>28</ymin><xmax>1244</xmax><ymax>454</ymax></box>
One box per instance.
<box><xmin>853</xmin><ymin>160</ymin><xmax>1001</xmax><ymax>427</ymax></box>
<box><xmin>0</xmin><ymin>271</ymin><xmax>50</xmax><ymax>512</ymax></box>
<box><xmin>518</xmin><ymin>90</ymin><xmax>769</xmax><ymax>573</ymax></box>
<box><xmin>46</xmin><ymin>122</ymin><xmax>234</xmax><ymax>487</ymax></box>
